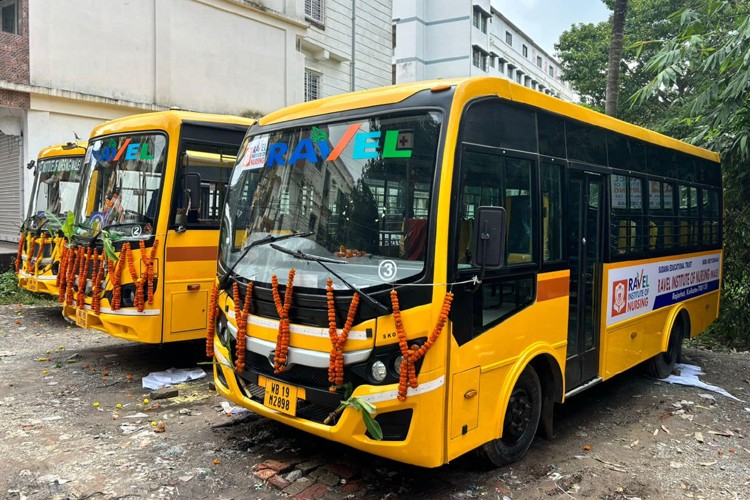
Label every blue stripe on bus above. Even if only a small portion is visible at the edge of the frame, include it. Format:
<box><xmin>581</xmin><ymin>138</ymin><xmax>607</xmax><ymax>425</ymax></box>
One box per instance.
<box><xmin>653</xmin><ymin>279</ymin><xmax>720</xmax><ymax>310</ymax></box>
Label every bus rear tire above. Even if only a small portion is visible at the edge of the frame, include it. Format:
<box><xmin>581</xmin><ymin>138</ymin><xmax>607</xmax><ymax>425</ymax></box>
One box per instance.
<box><xmin>645</xmin><ymin>319</ymin><xmax>683</xmax><ymax>379</ymax></box>
<box><xmin>480</xmin><ymin>365</ymin><xmax>541</xmax><ymax>467</ymax></box>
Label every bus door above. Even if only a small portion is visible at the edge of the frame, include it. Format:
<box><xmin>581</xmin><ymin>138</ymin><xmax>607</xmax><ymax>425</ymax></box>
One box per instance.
<box><xmin>162</xmin><ymin>123</ymin><xmax>246</xmax><ymax>342</ymax></box>
<box><xmin>566</xmin><ymin>169</ymin><xmax>603</xmax><ymax>390</ymax></box>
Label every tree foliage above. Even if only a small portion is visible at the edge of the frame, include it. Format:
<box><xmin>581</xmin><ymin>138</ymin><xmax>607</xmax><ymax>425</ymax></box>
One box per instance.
<box><xmin>556</xmin><ymin>0</ymin><xmax>704</xmax><ymax>127</ymax></box>
<box><xmin>635</xmin><ymin>0</ymin><xmax>750</xmax><ymax>346</ymax></box>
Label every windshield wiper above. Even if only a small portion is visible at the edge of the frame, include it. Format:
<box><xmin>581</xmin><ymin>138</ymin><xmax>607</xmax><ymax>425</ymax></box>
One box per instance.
<box><xmin>269</xmin><ymin>244</ymin><xmax>389</xmax><ymax>315</ymax></box>
<box><xmin>218</xmin><ymin>231</ymin><xmax>314</xmax><ymax>289</ymax></box>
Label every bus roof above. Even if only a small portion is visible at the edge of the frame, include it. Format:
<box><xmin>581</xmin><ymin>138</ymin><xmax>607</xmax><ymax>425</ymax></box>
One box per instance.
<box><xmin>37</xmin><ymin>142</ymin><xmax>87</xmax><ymax>160</ymax></box>
<box><xmin>260</xmin><ymin>76</ymin><xmax>720</xmax><ymax>163</ymax></box>
<box><xmin>89</xmin><ymin>110</ymin><xmax>255</xmax><ymax>139</ymax></box>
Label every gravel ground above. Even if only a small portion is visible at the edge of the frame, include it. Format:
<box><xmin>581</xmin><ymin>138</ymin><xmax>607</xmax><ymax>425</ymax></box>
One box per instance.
<box><xmin>1</xmin><ymin>304</ymin><xmax>749</xmax><ymax>499</ymax></box>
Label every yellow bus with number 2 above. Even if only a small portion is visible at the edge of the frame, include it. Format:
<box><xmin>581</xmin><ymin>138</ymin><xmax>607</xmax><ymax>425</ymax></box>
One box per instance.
<box><xmin>61</xmin><ymin>111</ymin><xmax>254</xmax><ymax>343</ymax></box>
<box><xmin>209</xmin><ymin>77</ymin><xmax>722</xmax><ymax>467</ymax></box>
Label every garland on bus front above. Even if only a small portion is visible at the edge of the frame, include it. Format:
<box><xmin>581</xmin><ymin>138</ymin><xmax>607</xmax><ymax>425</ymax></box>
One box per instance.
<box><xmin>232</xmin><ymin>281</ymin><xmax>252</xmax><ymax>372</ymax></box>
<box><xmin>206</xmin><ymin>282</ymin><xmax>220</xmax><ymax>357</ymax></box>
<box><xmin>139</xmin><ymin>239</ymin><xmax>159</xmax><ymax>305</ymax></box>
<box><xmin>271</xmin><ymin>269</ymin><xmax>295</xmax><ymax>373</ymax></box>
<box><xmin>77</xmin><ymin>247</ymin><xmax>92</xmax><ymax>307</ymax></box>
<box><xmin>57</xmin><ymin>244</ymin><xmax>68</xmax><ymax>292</ymax></box>
<box><xmin>390</xmin><ymin>289</ymin><xmax>454</xmax><ymax>401</ymax></box>
<box><xmin>92</xmin><ymin>252</ymin><xmax>105</xmax><ymax>315</ymax></box>
<box><xmin>14</xmin><ymin>234</ymin><xmax>25</xmax><ymax>274</ymax></box>
<box><xmin>326</xmin><ymin>278</ymin><xmax>360</xmax><ymax>391</ymax></box>
<box><xmin>64</xmin><ymin>246</ymin><xmax>78</xmax><ymax>305</ymax></box>
<box><xmin>25</xmin><ymin>236</ymin><xmax>36</xmax><ymax>274</ymax></box>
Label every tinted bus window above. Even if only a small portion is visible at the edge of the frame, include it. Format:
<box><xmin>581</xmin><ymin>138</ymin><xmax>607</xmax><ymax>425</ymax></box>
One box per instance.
<box><xmin>462</xmin><ymin>100</ymin><xmax>537</xmax><ymax>153</ymax></box>
<box><xmin>566</xmin><ymin>120</ymin><xmax>607</xmax><ymax>165</ymax></box>
<box><xmin>541</xmin><ymin>162</ymin><xmax>563</xmax><ymax>262</ymax></box>
<box><xmin>538</xmin><ymin>113</ymin><xmax>566</xmax><ymax>158</ymax></box>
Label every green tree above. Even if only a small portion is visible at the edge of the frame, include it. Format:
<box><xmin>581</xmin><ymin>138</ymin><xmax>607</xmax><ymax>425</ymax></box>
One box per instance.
<box><xmin>556</xmin><ymin>0</ymin><xmax>703</xmax><ymax>127</ymax></box>
<box><xmin>634</xmin><ymin>0</ymin><xmax>750</xmax><ymax>346</ymax></box>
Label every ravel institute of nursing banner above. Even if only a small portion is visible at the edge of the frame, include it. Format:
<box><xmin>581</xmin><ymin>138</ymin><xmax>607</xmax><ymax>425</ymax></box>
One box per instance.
<box><xmin>606</xmin><ymin>253</ymin><xmax>722</xmax><ymax>326</ymax></box>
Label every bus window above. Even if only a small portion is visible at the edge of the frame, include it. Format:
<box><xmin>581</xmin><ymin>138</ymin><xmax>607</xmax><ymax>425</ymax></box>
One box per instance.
<box><xmin>457</xmin><ymin>150</ymin><xmax>534</xmax><ymax>267</ymax></box>
<box><xmin>679</xmin><ymin>185</ymin><xmax>699</xmax><ymax>246</ymax></box>
<box><xmin>610</xmin><ymin>174</ymin><xmax>645</xmax><ymax>255</ymax></box>
<box><xmin>541</xmin><ymin>162</ymin><xmax>563</xmax><ymax>262</ymax></box>
<box><xmin>702</xmin><ymin>188</ymin><xmax>721</xmax><ymax>245</ymax></box>
<box><xmin>176</xmin><ymin>146</ymin><xmax>237</xmax><ymax>227</ymax></box>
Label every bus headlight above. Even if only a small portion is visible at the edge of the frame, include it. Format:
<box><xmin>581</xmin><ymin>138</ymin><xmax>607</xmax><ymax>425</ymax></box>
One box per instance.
<box><xmin>370</xmin><ymin>360</ymin><xmax>388</xmax><ymax>383</ymax></box>
<box><xmin>393</xmin><ymin>355</ymin><xmax>403</xmax><ymax>375</ymax></box>
<box><xmin>120</xmin><ymin>284</ymin><xmax>137</xmax><ymax>308</ymax></box>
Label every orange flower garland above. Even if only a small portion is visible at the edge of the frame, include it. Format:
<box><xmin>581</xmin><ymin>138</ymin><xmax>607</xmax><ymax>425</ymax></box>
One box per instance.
<box><xmin>271</xmin><ymin>269</ymin><xmax>295</xmax><ymax>373</ymax></box>
<box><xmin>326</xmin><ymin>278</ymin><xmax>360</xmax><ymax>391</ymax></box>
<box><xmin>206</xmin><ymin>282</ymin><xmax>220</xmax><ymax>357</ymax></box>
<box><xmin>139</xmin><ymin>239</ymin><xmax>160</xmax><ymax>305</ymax></box>
<box><xmin>121</xmin><ymin>243</ymin><xmax>145</xmax><ymax>312</ymax></box>
<box><xmin>232</xmin><ymin>282</ymin><xmax>252</xmax><ymax>372</ymax></box>
<box><xmin>111</xmin><ymin>245</ymin><xmax>125</xmax><ymax>310</ymax></box>
<box><xmin>390</xmin><ymin>289</ymin><xmax>454</xmax><ymax>401</ymax></box>
<box><xmin>91</xmin><ymin>250</ymin><xmax>103</xmax><ymax>315</ymax></box>
<box><xmin>64</xmin><ymin>246</ymin><xmax>78</xmax><ymax>305</ymax></box>
<box><xmin>34</xmin><ymin>235</ymin><xmax>46</xmax><ymax>274</ymax></box>
<box><xmin>56</xmin><ymin>244</ymin><xmax>68</xmax><ymax>288</ymax></box>
<box><xmin>25</xmin><ymin>236</ymin><xmax>36</xmax><ymax>273</ymax></box>
<box><xmin>15</xmin><ymin>234</ymin><xmax>25</xmax><ymax>273</ymax></box>
<box><xmin>77</xmin><ymin>247</ymin><xmax>92</xmax><ymax>307</ymax></box>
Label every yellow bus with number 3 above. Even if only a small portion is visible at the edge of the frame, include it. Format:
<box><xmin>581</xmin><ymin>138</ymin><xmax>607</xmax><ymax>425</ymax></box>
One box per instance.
<box><xmin>61</xmin><ymin>111</ymin><xmax>253</xmax><ymax>343</ymax></box>
<box><xmin>209</xmin><ymin>77</ymin><xmax>722</xmax><ymax>467</ymax></box>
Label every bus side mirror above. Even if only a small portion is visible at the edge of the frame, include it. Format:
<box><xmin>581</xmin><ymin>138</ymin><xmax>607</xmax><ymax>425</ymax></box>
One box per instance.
<box><xmin>185</xmin><ymin>173</ymin><xmax>201</xmax><ymax>212</ymax></box>
<box><xmin>471</xmin><ymin>206</ymin><xmax>506</xmax><ymax>270</ymax></box>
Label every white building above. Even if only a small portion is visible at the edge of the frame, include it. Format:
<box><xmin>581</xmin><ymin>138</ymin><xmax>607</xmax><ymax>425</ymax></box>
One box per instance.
<box><xmin>392</xmin><ymin>0</ymin><xmax>576</xmax><ymax>101</ymax></box>
<box><xmin>0</xmin><ymin>0</ymin><xmax>393</xmax><ymax>242</ymax></box>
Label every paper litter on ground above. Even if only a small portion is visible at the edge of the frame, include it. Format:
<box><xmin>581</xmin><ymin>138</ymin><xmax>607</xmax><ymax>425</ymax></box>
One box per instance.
<box><xmin>660</xmin><ymin>363</ymin><xmax>743</xmax><ymax>402</ymax></box>
<box><xmin>142</xmin><ymin>367</ymin><xmax>206</xmax><ymax>390</ymax></box>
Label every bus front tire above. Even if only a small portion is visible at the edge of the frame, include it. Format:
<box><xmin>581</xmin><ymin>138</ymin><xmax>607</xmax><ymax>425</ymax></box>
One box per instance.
<box><xmin>645</xmin><ymin>319</ymin><xmax>683</xmax><ymax>379</ymax></box>
<box><xmin>480</xmin><ymin>365</ymin><xmax>541</xmax><ymax>467</ymax></box>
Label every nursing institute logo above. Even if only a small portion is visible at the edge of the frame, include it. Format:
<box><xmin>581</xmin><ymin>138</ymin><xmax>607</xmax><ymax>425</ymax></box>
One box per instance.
<box><xmin>611</xmin><ymin>279</ymin><xmax>627</xmax><ymax>317</ymax></box>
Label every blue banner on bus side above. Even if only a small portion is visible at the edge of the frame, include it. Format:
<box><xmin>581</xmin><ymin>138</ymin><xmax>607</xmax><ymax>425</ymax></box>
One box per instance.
<box><xmin>606</xmin><ymin>252</ymin><xmax>722</xmax><ymax>326</ymax></box>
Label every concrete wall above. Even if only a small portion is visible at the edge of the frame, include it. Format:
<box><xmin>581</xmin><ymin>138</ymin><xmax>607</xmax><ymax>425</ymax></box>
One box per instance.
<box><xmin>29</xmin><ymin>0</ymin><xmax>306</xmax><ymax>115</ymax></box>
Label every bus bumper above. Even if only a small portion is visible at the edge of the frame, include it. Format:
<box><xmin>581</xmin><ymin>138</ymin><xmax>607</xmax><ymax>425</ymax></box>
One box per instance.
<box><xmin>62</xmin><ymin>302</ymin><xmax>164</xmax><ymax>343</ymax></box>
<box><xmin>212</xmin><ymin>337</ymin><xmax>447</xmax><ymax>468</ymax></box>
<box><xmin>17</xmin><ymin>269</ymin><xmax>59</xmax><ymax>296</ymax></box>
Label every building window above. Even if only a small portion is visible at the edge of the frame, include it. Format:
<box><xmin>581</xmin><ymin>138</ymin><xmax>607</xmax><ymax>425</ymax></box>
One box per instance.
<box><xmin>472</xmin><ymin>47</ymin><xmax>487</xmax><ymax>71</ymax></box>
<box><xmin>489</xmin><ymin>56</ymin><xmax>495</xmax><ymax>68</ymax></box>
<box><xmin>522</xmin><ymin>44</ymin><xmax>528</xmax><ymax>57</ymax></box>
<box><xmin>537</xmin><ymin>56</ymin><xmax>542</xmax><ymax>68</ymax></box>
<box><xmin>548</xmin><ymin>65</ymin><xmax>555</xmax><ymax>78</ymax></box>
<box><xmin>304</xmin><ymin>69</ymin><xmax>322</xmax><ymax>102</ymax></box>
<box><xmin>391</xmin><ymin>23</ymin><xmax>396</xmax><ymax>48</ymax></box>
<box><xmin>1</xmin><ymin>0</ymin><xmax>18</xmax><ymax>34</ymax></box>
<box><xmin>516</xmin><ymin>72</ymin><xmax>522</xmax><ymax>84</ymax></box>
<box><xmin>305</xmin><ymin>0</ymin><xmax>324</xmax><ymax>24</ymax></box>
<box><xmin>473</xmin><ymin>8</ymin><xmax>487</xmax><ymax>33</ymax></box>
<box><xmin>505</xmin><ymin>31</ymin><xmax>512</xmax><ymax>45</ymax></box>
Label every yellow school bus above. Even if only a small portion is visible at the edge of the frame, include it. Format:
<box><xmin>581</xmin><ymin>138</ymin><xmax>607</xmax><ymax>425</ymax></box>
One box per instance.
<box><xmin>209</xmin><ymin>77</ymin><xmax>722</xmax><ymax>467</ymax></box>
<box><xmin>61</xmin><ymin>111</ymin><xmax>253</xmax><ymax>343</ymax></box>
<box><xmin>16</xmin><ymin>142</ymin><xmax>86</xmax><ymax>296</ymax></box>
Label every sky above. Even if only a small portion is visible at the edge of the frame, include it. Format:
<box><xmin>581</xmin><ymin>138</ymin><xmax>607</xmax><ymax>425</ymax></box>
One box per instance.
<box><xmin>492</xmin><ymin>0</ymin><xmax>612</xmax><ymax>56</ymax></box>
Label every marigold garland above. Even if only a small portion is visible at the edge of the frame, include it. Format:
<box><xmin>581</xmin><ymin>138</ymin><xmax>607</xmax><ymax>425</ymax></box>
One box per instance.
<box><xmin>15</xmin><ymin>234</ymin><xmax>25</xmax><ymax>274</ymax></box>
<box><xmin>77</xmin><ymin>247</ymin><xmax>92</xmax><ymax>307</ymax></box>
<box><xmin>56</xmin><ymin>243</ymin><xmax>68</xmax><ymax>288</ymax></box>
<box><xmin>91</xmin><ymin>250</ymin><xmax>103</xmax><ymax>315</ymax></box>
<box><xmin>232</xmin><ymin>282</ymin><xmax>252</xmax><ymax>372</ymax></box>
<box><xmin>326</xmin><ymin>278</ymin><xmax>360</xmax><ymax>391</ymax></box>
<box><xmin>25</xmin><ymin>236</ymin><xmax>36</xmax><ymax>273</ymax></box>
<box><xmin>206</xmin><ymin>282</ymin><xmax>220</xmax><ymax>357</ymax></box>
<box><xmin>111</xmin><ymin>245</ymin><xmax>126</xmax><ymax>310</ymax></box>
<box><xmin>57</xmin><ymin>244</ymin><xmax>69</xmax><ymax>300</ymax></box>
<box><xmin>390</xmin><ymin>289</ymin><xmax>454</xmax><ymax>401</ymax></box>
<box><xmin>121</xmin><ymin>243</ymin><xmax>145</xmax><ymax>312</ymax></box>
<box><xmin>139</xmin><ymin>239</ymin><xmax>159</xmax><ymax>305</ymax></box>
<box><xmin>33</xmin><ymin>235</ymin><xmax>48</xmax><ymax>275</ymax></box>
<box><xmin>271</xmin><ymin>269</ymin><xmax>295</xmax><ymax>373</ymax></box>
<box><xmin>64</xmin><ymin>246</ymin><xmax>78</xmax><ymax>305</ymax></box>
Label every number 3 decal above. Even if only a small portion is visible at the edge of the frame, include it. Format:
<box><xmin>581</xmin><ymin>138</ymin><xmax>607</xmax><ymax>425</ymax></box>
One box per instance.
<box><xmin>378</xmin><ymin>260</ymin><xmax>397</xmax><ymax>281</ymax></box>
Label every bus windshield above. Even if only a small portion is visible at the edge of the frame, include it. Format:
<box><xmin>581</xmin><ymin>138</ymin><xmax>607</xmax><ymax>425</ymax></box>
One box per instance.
<box><xmin>29</xmin><ymin>156</ymin><xmax>84</xmax><ymax>217</ymax></box>
<box><xmin>76</xmin><ymin>134</ymin><xmax>167</xmax><ymax>239</ymax></box>
<box><xmin>220</xmin><ymin>111</ymin><xmax>442</xmax><ymax>290</ymax></box>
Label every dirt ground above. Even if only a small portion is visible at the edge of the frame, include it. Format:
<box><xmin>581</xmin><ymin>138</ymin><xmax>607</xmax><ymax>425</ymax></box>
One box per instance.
<box><xmin>1</xmin><ymin>304</ymin><xmax>749</xmax><ymax>500</ymax></box>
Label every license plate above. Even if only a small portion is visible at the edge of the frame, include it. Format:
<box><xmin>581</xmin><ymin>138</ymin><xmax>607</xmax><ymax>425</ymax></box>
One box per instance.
<box><xmin>29</xmin><ymin>280</ymin><xmax>38</xmax><ymax>292</ymax></box>
<box><xmin>263</xmin><ymin>379</ymin><xmax>297</xmax><ymax>416</ymax></box>
<box><xmin>76</xmin><ymin>308</ymin><xmax>88</xmax><ymax>328</ymax></box>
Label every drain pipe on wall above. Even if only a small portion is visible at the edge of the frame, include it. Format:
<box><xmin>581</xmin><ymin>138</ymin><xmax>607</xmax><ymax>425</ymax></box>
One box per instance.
<box><xmin>350</xmin><ymin>0</ymin><xmax>356</xmax><ymax>92</ymax></box>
